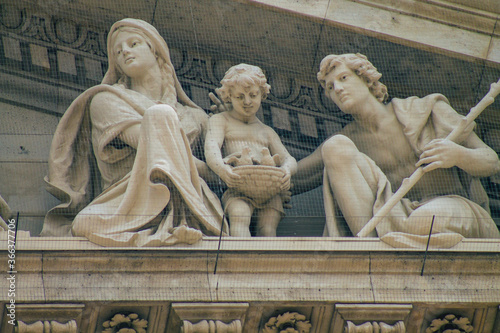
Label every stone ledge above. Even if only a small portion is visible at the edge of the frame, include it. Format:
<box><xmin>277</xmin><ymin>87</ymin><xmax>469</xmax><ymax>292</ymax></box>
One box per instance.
<box><xmin>1</xmin><ymin>236</ymin><xmax>499</xmax><ymax>304</ymax></box>
<box><xmin>2</xmin><ymin>235</ymin><xmax>499</xmax><ymax>252</ymax></box>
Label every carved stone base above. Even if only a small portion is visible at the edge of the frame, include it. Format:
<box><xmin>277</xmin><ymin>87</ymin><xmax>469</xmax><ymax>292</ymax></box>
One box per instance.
<box><xmin>345</xmin><ymin>320</ymin><xmax>405</xmax><ymax>333</ymax></box>
<box><xmin>16</xmin><ymin>320</ymin><xmax>77</xmax><ymax>333</ymax></box>
<box><xmin>181</xmin><ymin>319</ymin><xmax>242</xmax><ymax>333</ymax></box>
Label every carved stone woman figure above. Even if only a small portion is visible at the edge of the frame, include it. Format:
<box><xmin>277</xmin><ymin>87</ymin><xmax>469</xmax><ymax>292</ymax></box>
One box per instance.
<box><xmin>41</xmin><ymin>18</ymin><xmax>227</xmax><ymax>246</ymax></box>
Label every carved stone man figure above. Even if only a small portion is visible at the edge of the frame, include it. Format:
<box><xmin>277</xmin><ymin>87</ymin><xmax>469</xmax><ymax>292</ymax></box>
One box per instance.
<box><xmin>296</xmin><ymin>53</ymin><xmax>500</xmax><ymax>247</ymax></box>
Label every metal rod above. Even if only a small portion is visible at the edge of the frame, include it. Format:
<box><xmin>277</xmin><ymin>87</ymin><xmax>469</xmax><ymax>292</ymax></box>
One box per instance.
<box><xmin>420</xmin><ymin>215</ymin><xmax>436</xmax><ymax>276</ymax></box>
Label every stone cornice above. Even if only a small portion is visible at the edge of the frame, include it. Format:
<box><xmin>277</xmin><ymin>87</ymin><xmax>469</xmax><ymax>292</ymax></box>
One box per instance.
<box><xmin>1</xmin><ymin>237</ymin><xmax>499</xmax><ymax>304</ymax></box>
<box><xmin>352</xmin><ymin>0</ymin><xmax>499</xmax><ymax>36</ymax></box>
<box><xmin>251</xmin><ymin>0</ymin><xmax>500</xmax><ymax>66</ymax></box>
<box><xmin>3</xmin><ymin>236</ymin><xmax>500</xmax><ymax>252</ymax></box>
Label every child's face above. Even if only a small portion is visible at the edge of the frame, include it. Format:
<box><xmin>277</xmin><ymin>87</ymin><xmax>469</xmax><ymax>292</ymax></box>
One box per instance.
<box><xmin>229</xmin><ymin>84</ymin><xmax>262</xmax><ymax>121</ymax></box>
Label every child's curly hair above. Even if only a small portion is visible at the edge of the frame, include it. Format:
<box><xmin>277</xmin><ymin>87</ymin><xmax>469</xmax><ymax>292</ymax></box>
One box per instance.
<box><xmin>216</xmin><ymin>64</ymin><xmax>271</xmax><ymax>103</ymax></box>
<box><xmin>317</xmin><ymin>53</ymin><xmax>388</xmax><ymax>103</ymax></box>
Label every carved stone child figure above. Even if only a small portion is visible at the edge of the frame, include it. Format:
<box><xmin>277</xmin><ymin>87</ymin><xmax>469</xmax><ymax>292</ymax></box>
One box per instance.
<box><xmin>205</xmin><ymin>64</ymin><xmax>297</xmax><ymax>237</ymax></box>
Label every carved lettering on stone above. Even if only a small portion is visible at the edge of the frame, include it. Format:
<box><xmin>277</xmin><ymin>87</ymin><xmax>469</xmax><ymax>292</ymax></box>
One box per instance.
<box><xmin>262</xmin><ymin>312</ymin><xmax>312</xmax><ymax>333</ymax></box>
<box><xmin>426</xmin><ymin>314</ymin><xmax>473</xmax><ymax>333</ymax></box>
<box><xmin>16</xmin><ymin>319</ymin><xmax>77</xmax><ymax>333</ymax></box>
<box><xmin>181</xmin><ymin>319</ymin><xmax>242</xmax><ymax>333</ymax></box>
<box><xmin>344</xmin><ymin>320</ymin><xmax>405</xmax><ymax>333</ymax></box>
<box><xmin>102</xmin><ymin>313</ymin><xmax>147</xmax><ymax>333</ymax></box>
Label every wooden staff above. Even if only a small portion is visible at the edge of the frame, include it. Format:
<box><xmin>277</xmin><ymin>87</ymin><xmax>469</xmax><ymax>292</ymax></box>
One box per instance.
<box><xmin>357</xmin><ymin>78</ymin><xmax>500</xmax><ymax>237</ymax></box>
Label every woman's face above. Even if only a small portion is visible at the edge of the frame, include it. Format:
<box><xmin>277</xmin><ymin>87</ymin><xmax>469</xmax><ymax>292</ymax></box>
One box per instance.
<box><xmin>113</xmin><ymin>31</ymin><xmax>158</xmax><ymax>80</ymax></box>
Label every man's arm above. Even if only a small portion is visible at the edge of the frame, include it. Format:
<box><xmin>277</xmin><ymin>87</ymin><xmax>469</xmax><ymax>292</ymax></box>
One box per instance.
<box><xmin>290</xmin><ymin>144</ymin><xmax>325</xmax><ymax>195</ymax></box>
<box><xmin>418</xmin><ymin>133</ymin><xmax>500</xmax><ymax>177</ymax></box>
<box><xmin>417</xmin><ymin>101</ymin><xmax>500</xmax><ymax>176</ymax></box>
<box><xmin>267</xmin><ymin>128</ymin><xmax>297</xmax><ymax>191</ymax></box>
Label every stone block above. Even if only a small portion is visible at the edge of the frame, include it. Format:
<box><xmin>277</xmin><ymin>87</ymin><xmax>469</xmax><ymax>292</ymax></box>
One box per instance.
<box><xmin>0</xmin><ymin>73</ymin><xmax>79</xmax><ymax>115</ymax></box>
<box><xmin>298</xmin><ymin>113</ymin><xmax>318</xmax><ymax>138</ymax></box>
<box><xmin>271</xmin><ymin>106</ymin><xmax>291</xmax><ymax>131</ymax></box>
<box><xmin>84</xmin><ymin>57</ymin><xmax>104</xmax><ymax>81</ymax></box>
<box><xmin>57</xmin><ymin>51</ymin><xmax>77</xmax><ymax>75</ymax></box>
<box><xmin>2</xmin><ymin>36</ymin><xmax>22</xmax><ymax>61</ymax></box>
<box><xmin>0</xmin><ymin>162</ymin><xmax>59</xmax><ymax>215</ymax></box>
<box><xmin>154</xmin><ymin>0</ymin><xmax>322</xmax><ymax>76</ymax></box>
<box><xmin>29</xmin><ymin>44</ymin><xmax>50</xmax><ymax>69</ymax></box>
<box><xmin>0</xmin><ymin>102</ymin><xmax>59</xmax><ymax>135</ymax></box>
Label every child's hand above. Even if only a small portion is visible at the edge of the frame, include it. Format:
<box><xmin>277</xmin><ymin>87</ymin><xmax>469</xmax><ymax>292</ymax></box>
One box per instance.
<box><xmin>280</xmin><ymin>168</ymin><xmax>292</xmax><ymax>191</ymax></box>
<box><xmin>220</xmin><ymin>165</ymin><xmax>243</xmax><ymax>188</ymax></box>
<box><xmin>209</xmin><ymin>93</ymin><xmax>228</xmax><ymax>114</ymax></box>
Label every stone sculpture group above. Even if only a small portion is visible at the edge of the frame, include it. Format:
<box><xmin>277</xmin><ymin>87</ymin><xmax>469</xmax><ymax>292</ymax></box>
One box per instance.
<box><xmin>34</xmin><ymin>18</ymin><xmax>499</xmax><ymax>247</ymax></box>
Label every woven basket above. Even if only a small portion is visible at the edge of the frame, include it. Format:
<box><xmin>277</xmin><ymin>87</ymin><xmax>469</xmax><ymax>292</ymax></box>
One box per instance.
<box><xmin>232</xmin><ymin>165</ymin><xmax>285</xmax><ymax>204</ymax></box>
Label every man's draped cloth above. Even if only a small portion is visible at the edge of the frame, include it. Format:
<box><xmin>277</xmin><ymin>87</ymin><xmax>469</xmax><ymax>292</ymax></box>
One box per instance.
<box><xmin>323</xmin><ymin>94</ymin><xmax>500</xmax><ymax>248</ymax></box>
<box><xmin>41</xmin><ymin>84</ymin><xmax>227</xmax><ymax>246</ymax></box>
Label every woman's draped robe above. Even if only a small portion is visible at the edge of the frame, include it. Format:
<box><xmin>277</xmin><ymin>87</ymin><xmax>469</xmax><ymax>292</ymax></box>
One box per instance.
<box><xmin>41</xmin><ymin>84</ymin><xmax>227</xmax><ymax>246</ymax></box>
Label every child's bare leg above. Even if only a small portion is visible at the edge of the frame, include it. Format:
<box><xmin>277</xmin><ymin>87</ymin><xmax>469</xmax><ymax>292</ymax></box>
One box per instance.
<box><xmin>256</xmin><ymin>208</ymin><xmax>282</xmax><ymax>237</ymax></box>
<box><xmin>226</xmin><ymin>199</ymin><xmax>253</xmax><ymax>237</ymax></box>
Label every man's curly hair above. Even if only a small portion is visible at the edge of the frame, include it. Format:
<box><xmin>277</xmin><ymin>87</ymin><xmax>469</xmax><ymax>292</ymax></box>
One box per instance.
<box><xmin>317</xmin><ymin>53</ymin><xmax>388</xmax><ymax>103</ymax></box>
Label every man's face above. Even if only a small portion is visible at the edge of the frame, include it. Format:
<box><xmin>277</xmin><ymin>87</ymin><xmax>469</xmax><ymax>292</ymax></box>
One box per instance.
<box><xmin>323</xmin><ymin>63</ymin><xmax>372</xmax><ymax>114</ymax></box>
<box><xmin>229</xmin><ymin>84</ymin><xmax>262</xmax><ymax>121</ymax></box>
